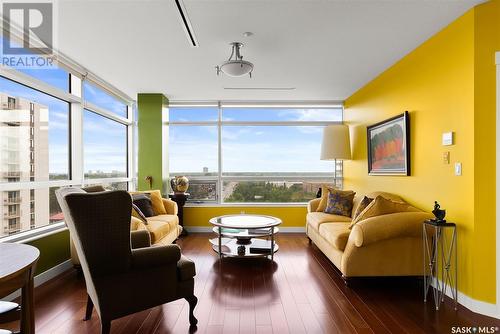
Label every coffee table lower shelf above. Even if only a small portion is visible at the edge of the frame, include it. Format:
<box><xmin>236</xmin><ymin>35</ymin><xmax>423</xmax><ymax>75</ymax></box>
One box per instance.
<box><xmin>210</xmin><ymin>238</ymin><xmax>279</xmax><ymax>259</ymax></box>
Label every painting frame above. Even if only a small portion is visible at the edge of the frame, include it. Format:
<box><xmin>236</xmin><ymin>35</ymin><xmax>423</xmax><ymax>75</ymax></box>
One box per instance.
<box><xmin>367</xmin><ymin>111</ymin><xmax>410</xmax><ymax>176</ymax></box>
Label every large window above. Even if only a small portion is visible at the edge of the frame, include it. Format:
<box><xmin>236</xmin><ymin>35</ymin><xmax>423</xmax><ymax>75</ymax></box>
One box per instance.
<box><xmin>83</xmin><ymin>82</ymin><xmax>128</xmax><ymax>118</ymax></box>
<box><xmin>0</xmin><ymin>43</ymin><xmax>133</xmax><ymax>239</ymax></box>
<box><xmin>168</xmin><ymin>104</ymin><xmax>343</xmax><ymax>204</ymax></box>
<box><xmin>83</xmin><ymin>110</ymin><xmax>128</xmax><ymax>179</ymax></box>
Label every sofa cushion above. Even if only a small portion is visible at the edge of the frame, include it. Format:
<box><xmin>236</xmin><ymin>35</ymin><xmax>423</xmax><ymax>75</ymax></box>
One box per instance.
<box><xmin>349</xmin><ymin>195</ymin><xmax>419</xmax><ymax>229</ymax></box>
<box><xmin>132</xmin><ymin>194</ymin><xmax>155</xmax><ymax>217</ymax></box>
<box><xmin>146</xmin><ymin>214</ymin><xmax>179</xmax><ymax>243</ymax></box>
<box><xmin>177</xmin><ymin>254</ymin><xmax>196</xmax><ymax>281</ymax></box>
<box><xmin>323</xmin><ymin>189</ymin><xmax>356</xmax><ymax>217</ymax></box>
<box><xmin>352</xmin><ymin>196</ymin><xmax>374</xmax><ymax>219</ymax></box>
<box><xmin>316</xmin><ymin>186</ymin><xmax>355</xmax><ymax>213</ymax></box>
<box><xmin>131</xmin><ymin>203</ymin><xmax>148</xmax><ymax>223</ymax></box>
<box><xmin>130</xmin><ymin>190</ymin><xmax>167</xmax><ymax>215</ymax></box>
<box><xmin>319</xmin><ymin>223</ymin><xmax>351</xmax><ymax>251</ymax></box>
<box><xmin>307</xmin><ymin>212</ymin><xmax>352</xmax><ymax>231</ymax></box>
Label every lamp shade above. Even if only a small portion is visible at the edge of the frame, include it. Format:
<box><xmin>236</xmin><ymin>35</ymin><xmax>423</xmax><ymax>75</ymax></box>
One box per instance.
<box><xmin>220</xmin><ymin>60</ymin><xmax>254</xmax><ymax>77</ymax></box>
<box><xmin>320</xmin><ymin>124</ymin><xmax>351</xmax><ymax>160</ymax></box>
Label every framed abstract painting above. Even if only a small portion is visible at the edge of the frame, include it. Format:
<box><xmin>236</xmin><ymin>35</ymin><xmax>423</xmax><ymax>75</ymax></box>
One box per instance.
<box><xmin>367</xmin><ymin>111</ymin><xmax>410</xmax><ymax>175</ymax></box>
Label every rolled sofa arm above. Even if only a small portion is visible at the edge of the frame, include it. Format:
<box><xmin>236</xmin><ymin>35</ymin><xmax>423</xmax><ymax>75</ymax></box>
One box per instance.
<box><xmin>307</xmin><ymin>198</ymin><xmax>321</xmax><ymax>213</ymax></box>
<box><xmin>130</xmin><ymin>230</ymin><xmax>151</xmax><ymax>249</ymax></box>
<box><xmin>132</xmin><ymin>244</ymin><xmax>181</xmax><ymax>269</ymax></box>
<box><xmin>350</xmin><ymin>211</ymin><xmax>434</xmax><ymax>247</ymax></box>
<box><xmin>162</xmin><ymin>198</ymin><xmax>179</xmax><ymax>215</ymax></box>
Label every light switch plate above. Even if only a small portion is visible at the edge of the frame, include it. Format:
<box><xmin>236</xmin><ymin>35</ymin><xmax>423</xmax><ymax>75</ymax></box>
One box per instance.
<box><xmin>443</xmin><ymin>152</ymin><xmax>450</xmax><ymax>164</ymax></box>
<box><xmin>442</xmin><ymin>132</ymin><xmax>454</xmax><ymax>146</ymax></box>
<box><xmin>455</xmin><ymin>162</ymin><xmax>462</xmax><ymax>176</ymax></box>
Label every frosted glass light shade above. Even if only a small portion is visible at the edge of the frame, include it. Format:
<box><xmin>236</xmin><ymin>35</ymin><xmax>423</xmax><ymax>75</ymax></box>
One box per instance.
<box><xmin>219</xmin><ymin>60</ymin><xmax>253</xmax><ymax>77</ymax></box>
<box><xmin>320</xmin><ymin>124</ymin><xmax>351</xmax><ymax>160</ymax></box>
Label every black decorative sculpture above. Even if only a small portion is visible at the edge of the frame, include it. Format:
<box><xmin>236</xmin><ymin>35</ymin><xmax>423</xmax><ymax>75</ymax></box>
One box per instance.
<box><xmin>432</xmin><ymin>201</ymin><xmax>446</xmax><ymax>223</ymax></box>
<box><xmin>237</xmin><ymin>245</ymin><xmax>246</xmax><ymax>256</ymax></box>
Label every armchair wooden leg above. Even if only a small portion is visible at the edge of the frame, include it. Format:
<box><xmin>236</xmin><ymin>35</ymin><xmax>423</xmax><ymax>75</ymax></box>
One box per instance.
<box><xmin>84</xmin><ymin>295</ymin><xmax>93</xmax><ymax>321</ymax></box>
<box><xmin>101</xmin><ymin>320</ymin><xmax>111</xmax><ymax>334</ymax></box>
<box><xmin>185</xmin><ymin>295</ymin><xmax>198</xmax><ymax>326</ymax></box>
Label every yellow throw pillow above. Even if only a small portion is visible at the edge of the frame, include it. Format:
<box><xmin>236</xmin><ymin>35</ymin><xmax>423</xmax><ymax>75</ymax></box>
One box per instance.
<box><xmin>316</xmin><ymin>186</ymin><xmax>335</xmax><ymax>212</ymax></box>
<box><xmin>316</xmin><ymin>186</ymin><xmax>355</xmax><ymax>213</ymax></box>
<box><xmin>129</xmin><ymin>190</ymin><xmax>167</xmax><ymax>215</ymax></box>
<box><xmin>349</xmin><ymin>195</ymin><xmax>419</xmax><ymax>229</ymax></box>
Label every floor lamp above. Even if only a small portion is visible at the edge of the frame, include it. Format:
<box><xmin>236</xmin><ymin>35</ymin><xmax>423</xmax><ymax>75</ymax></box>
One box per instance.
<box><xmin>320</xmin><ymin>124</ymin><xmax>351</xmax><ymax>189</ymax></box>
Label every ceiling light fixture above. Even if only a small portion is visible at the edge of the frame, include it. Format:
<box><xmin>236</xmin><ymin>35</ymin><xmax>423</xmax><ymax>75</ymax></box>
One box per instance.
<box><xmin>215</xmin><ymin>42</ymin><xmax>253</xmax><ymax>78</ymax></box>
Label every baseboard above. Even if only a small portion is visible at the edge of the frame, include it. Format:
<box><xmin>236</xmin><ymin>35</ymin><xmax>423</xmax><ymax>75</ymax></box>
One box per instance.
<box><xmin>430</xmin><ymin>279</ymin><xmax>499</xmax><ymax>318</ymax></box>
<box><xmin>1</xmin><ymin>259</ymin><xmax>73</xmax><ymax>302</ymax></box>
<box><xmin>185</xmin><ymin>226</ymin><xmax>305</xmax><ymax>233</ymax></box>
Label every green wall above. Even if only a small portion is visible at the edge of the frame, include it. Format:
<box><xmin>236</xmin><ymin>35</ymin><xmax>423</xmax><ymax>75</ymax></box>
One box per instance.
<box><xmin>25</xmin><ymin>230</ymin><xmax>70</xmax><ymax>275</ymax></box>
<box><xmin>137</xmin><ymin>94</ymin><xmax>168</xmax><ymax>191</ymax></box>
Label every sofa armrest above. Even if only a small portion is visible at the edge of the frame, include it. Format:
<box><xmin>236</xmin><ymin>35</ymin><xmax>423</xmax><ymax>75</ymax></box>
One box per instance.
<box><xmin>130</xmin><ymin>230</ymin><xmax>151</xmax><ymax>249</ymax></box>
<box><xmin>131</xmin><ymin>244</ymin><xmax>181</xmax><ymax>269</ymax></box>
<box><xmin>307</xmin><ymin>198</ymin><xmax>321</xmax><ymax>213</ymax></box>
<box><xmin>162</xmin><ymin>198</ymin><xmax>179</xmax><ymax>215</ymax></box>
<box><xmin>350</xmin><ymin>211</ymin><xmax>433</xmax><ymax>247</ymax></box>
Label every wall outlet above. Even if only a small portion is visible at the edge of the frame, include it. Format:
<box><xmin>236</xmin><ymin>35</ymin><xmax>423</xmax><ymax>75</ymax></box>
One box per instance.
<box><xmin>443</xmin><ymin>151</ymin><xmax>450</xmax><ymax>164</ymax></box>
<box><xmin>455</xmin><ymin>162</ymin><xmax>462</xmax><ymax>176</ymax></box>
<box><xmin>240</xmin><ymin>211</ymin><xmax>245</xmax><ymax>214</ymax></box>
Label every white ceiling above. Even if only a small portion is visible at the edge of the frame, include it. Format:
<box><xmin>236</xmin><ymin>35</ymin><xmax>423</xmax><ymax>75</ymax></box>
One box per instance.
<box><xmin>57</xmin><ymin>0</ymin><xmax>483</xmax><ymax>102</ymax></box>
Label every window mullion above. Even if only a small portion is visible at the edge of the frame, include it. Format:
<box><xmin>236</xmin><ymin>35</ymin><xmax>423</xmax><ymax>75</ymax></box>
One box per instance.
<box><xmin>70</xmin><ymin>86</ymin><xmax>84</xmax><ymax>186</ymax></box>
<box><xmin>217</xmin><ymin>102</ymin><xmax>223</xmax><ymax>204</ymax></box>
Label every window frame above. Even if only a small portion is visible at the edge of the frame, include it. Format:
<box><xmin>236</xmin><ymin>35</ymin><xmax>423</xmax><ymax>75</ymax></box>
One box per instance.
<box><xmin>168</xmin><ymin>101</ymin><xmax>344</xmax><ymax>206</ymax></box>
<box><xmin>0</xmin><ymin>65</ymin><xmax>135</xmax><ymax>242</ymax></box>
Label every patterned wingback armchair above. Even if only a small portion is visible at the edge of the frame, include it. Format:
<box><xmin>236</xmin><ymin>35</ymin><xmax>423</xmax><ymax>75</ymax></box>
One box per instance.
<box><xmin>56</xmin><ymin>187</ymin><xmax>198</xmax><ymax>334</ymax></box>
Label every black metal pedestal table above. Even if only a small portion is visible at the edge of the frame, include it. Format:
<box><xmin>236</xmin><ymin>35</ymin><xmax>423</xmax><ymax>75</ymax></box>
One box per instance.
<box><xmin>423</xmin><ymin>220</ymin><xmax>458</xmax><ymax>310</ymax></box>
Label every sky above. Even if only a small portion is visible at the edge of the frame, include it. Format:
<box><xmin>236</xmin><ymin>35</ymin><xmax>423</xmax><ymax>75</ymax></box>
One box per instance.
<box><xmin>169</xmin><ymin>107</ymin><xmax>341</xmax><ymax>174</ymax></box>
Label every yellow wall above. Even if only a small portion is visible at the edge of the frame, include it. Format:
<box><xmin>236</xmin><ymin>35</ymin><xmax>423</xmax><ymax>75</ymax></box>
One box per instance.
<box><xmin>344</xmin><ymin>1</ymin><xmax>500</xmax><ymax>303</ymax></box>
<box><xmin>184</xmin><ymin>206</ymin><xmax>307</xmax><ymax>228</ymax></box>
<box><xmin>473</xmin><ymin>0</ymin><xmax>500</xmax><ymax>302</ymax></box>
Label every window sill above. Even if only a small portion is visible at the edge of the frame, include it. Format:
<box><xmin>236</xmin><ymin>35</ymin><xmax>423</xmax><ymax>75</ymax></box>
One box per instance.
<box><xmin>0</xmin><ymin>222</ymin><xmax>68</xmax><ymax>244</ymax></box>
<box><xmin>184</xmin><ymin>202</ymin><xmax>308</xmax><ymax>208</ymax></box>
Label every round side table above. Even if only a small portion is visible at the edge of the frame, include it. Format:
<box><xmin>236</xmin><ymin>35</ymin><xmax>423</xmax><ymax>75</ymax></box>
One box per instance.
<box><xmin>0</xmin><ymin>243</ymin><xmax>39</xmax><ymax>334</ymax></box>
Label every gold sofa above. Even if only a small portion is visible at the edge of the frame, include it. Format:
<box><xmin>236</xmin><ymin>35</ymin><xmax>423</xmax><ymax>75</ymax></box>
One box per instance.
<box><xmin>70</xmin><ymin>187</ymin><xmax>182</xmax><ymax>267</ymax></box>
<box><xmin>306</xmin><ymin>191</ymin><xmax>433</xmax><ymax>279</ymax></box>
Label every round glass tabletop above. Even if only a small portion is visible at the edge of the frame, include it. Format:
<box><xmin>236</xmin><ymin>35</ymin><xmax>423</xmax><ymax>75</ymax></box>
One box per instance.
<box><xmin>209</xmin><ymin>214</ymin><xmax>282</xmax><ymax>229</ymax></box>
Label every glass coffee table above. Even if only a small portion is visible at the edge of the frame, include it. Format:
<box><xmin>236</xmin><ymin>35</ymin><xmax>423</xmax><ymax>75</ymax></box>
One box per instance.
<box><xmin>209</xmin><ymin>214</ymin><xmax>282</xmax><ymax>260</ymax></box>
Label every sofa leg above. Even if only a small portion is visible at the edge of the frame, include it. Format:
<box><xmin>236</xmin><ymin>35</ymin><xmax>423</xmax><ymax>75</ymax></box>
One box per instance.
<box><xmin>101</xmin><ymin>320</ymin><xmax>111</xmax><ymax>334</ymax></box>
<box><xmin>84</xmin><ymin>295</ymin><xmax>93</xmax><ymax>321</ymax></box>
<box><xmin>307</xmin><ymin>237</ymin><xmax>312</xmax><ymax>245</ymax></box>
<box><xmin>342</xmin><ymin>275</ymin><xmax>350</xmax><ymax>286</ymax></box>
<box><xmin>185</xmin><ymin>295</ymin><xmax>198</xmax><ymax>326</ymax></box>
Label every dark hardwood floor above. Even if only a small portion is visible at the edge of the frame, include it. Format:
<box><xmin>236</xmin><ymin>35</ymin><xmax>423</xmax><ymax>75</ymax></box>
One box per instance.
<box><xmin>3</xmin><ymin>233</ymin><xmax>500</xmax><ymax>333</ymax></box>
